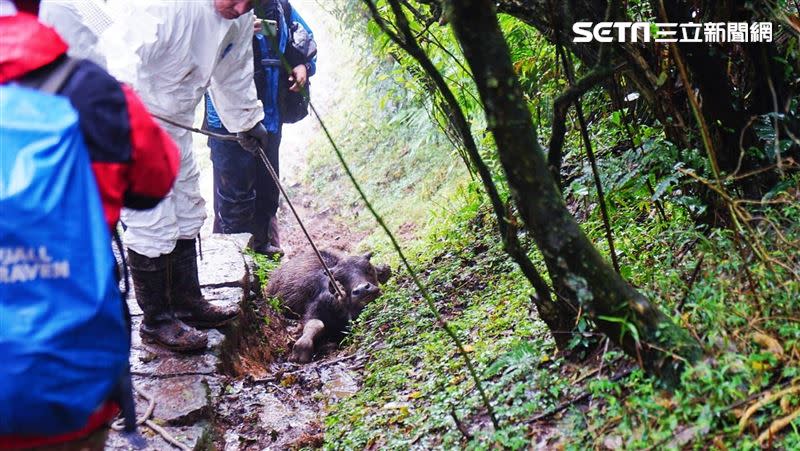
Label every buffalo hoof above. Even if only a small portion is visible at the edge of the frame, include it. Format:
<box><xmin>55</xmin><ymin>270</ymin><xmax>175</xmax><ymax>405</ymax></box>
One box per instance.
<box><xmin>291</xmin><ymin>337</ymin><xmax>314</xmax><ymax>363</ymax></box>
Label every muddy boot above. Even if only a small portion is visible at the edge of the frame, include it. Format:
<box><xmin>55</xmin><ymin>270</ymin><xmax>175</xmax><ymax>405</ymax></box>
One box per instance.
<box><xmin>127</xmin><ymin>248</ymin><xmax>208</xmax><ymax>352</ymax></box>
<box><xmin>252</xmin><ymin>216</ymin><xmax>284</xmax><ymax>258</ymax></box>
<box><xmin>171</xmin><ymin>238</ymin><xmax>239</xmax><ymax>329</ymax></box>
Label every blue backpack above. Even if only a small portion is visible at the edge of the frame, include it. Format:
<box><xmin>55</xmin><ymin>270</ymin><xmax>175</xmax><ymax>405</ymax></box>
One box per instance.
<box><xmin>0</xmin><ymin>59</ymin><xmax>130</xmax><ymax>435</ymax></box>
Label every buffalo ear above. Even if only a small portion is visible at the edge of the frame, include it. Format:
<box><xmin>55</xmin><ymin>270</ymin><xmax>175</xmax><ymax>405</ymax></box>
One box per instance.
<box><xmin>363</xmin><ymin>251</ymin><xmax>374</xmax><ymax>261</ymax></box>
<box><xmin>375</xmin><ymin>264</ymin><xmax>392</xmax><ymax>284</ymax></box>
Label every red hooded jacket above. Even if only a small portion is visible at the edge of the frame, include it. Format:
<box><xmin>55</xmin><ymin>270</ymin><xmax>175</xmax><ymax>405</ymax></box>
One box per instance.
<box><xmin>0</xmin><ymin>12</ymin><xmax>179</xmax><ymax>230</ymax></box>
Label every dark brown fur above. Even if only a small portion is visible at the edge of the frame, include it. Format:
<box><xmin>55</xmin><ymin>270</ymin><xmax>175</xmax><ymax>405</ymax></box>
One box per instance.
<box><xmin>264</xmin><ymin>249</ymin><xmax>391</xmax><ymax>362</ymax></box>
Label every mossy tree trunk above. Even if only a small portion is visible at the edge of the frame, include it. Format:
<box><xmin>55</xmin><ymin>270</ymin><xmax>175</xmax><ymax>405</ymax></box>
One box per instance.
<box><xmin>443</xmin><ymin>0</ymin><xmax>703</xmax><ymax>385</ymax></box>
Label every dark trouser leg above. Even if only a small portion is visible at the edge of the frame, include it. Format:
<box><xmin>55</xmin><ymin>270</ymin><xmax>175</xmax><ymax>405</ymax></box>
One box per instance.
<box><xmin>252</xmin><ymin>128</ymin><xmax>282</xmax><ymax>252</ymax></box>
<box><xmin>209</xmin><ymin>132</ymin><xmax>258</xmax><ymax>235</ymax></box>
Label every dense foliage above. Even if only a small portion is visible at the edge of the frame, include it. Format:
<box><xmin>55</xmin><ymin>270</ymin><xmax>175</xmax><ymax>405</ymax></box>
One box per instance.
<box><xmin>290</xmin><ymin>0</ymin><xmax>800</xmax><ymax>448</ymax></box>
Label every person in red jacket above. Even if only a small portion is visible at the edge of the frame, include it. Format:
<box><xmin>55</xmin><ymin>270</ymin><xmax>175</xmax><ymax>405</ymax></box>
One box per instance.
<box><xmin>0</xmin><ymin>1</ymin><xmax>179</xmax><ymax>449</ymax></box>
<box><xmin>0</xmin><ymin>1</ymin><xmax>179</xmax><ymax>231</ymax></box>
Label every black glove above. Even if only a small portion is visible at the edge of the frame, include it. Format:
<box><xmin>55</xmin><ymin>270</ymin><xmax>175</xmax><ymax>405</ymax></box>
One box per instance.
<box><xmin>236</xmin><ymin>123</ymin><xmax>270</xmax><ymax>155</ymax></box>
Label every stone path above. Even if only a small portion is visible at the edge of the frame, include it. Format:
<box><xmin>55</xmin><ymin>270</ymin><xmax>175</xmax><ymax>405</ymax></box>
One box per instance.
<box><xmin>107</xmin><ymin>233</ymin><xmax>254</xmax><ymax>450</ymax></box>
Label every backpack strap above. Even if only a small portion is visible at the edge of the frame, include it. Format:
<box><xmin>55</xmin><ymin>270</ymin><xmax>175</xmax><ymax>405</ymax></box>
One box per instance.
<box><xmin>17</xmin><ymin>56</ymin><xmax>80</xmax><ymax>94</ymax></box>
<box><xmin>279</xmin><ymin>0</ymin><xmax>293</xmax><ymax>30</ymax></box>
<box><xmin>39</xmin><ymin>57</ymin><xmax>80</xmax><ymax>94</ymax></box>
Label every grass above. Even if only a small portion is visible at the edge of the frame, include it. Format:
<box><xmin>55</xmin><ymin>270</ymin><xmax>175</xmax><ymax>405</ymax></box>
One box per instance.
<box><xmin>300</xmin><ymin>87</ymin><xmax>800</xmax><ymax>446</ymax></box>
<box><xmin>314</xmin><ymin>185</ymin><xmax>799</xmax><ymax>449</ymax></box>
<box><xmin>279</xmin><ymin>5</ymin><xmax>800</xmax><ymax>449</ymax></box>
<box><xmin>300</xmin><ymin>6</ymin><xmax>469</xmax><ymax>259</ymax></box>
<box><xmin>246</xmin><ymin>249</ymin><xmax>284</xmax><ymax>317</ymax></box>
<box><xmin>323</xmin><ymin>202</ymin><xmax>564</xmax><ymax>449</ymax></box>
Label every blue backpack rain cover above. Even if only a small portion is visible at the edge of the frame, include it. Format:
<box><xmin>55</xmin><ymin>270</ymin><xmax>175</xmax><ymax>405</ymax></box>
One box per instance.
<box><xmin>0</xmin><ymin>82</ymin><xmax>129</xmax><ymax>435</ymax></box>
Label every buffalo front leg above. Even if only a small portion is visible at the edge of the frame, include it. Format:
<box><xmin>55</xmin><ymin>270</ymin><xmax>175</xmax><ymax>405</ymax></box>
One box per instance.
<box><xmin>291</xmin><ymin>319</ymin><xmax>325</xmax><ymax>363</ymax></box>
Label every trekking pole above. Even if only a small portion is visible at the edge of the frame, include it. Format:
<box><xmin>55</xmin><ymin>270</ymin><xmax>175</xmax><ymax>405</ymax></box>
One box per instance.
<box><xmin>150</xmin><ymin>114</ymin><xmax>345</xmax><ymax>300</ymax></box>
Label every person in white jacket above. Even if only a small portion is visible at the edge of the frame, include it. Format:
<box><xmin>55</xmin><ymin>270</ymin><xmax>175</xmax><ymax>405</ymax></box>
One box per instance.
<box><xmin>49</xmin><ymin>0</ymin><xmax>274</xmax><ymax>352</ymax></box>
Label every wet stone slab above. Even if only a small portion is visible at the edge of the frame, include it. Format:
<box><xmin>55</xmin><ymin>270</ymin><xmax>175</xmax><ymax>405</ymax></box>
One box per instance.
<box><xmin>257</xmin><ymin>393</ymin><xmax>318</xmax><ymax>438</ymax></box>
<box><xmin>206</xmin><ymin>328</ymin><xmax>226</xmax><ymax>348</ymax></box>
<box><xmin>130</xmin><ymin>316</ymin><xmax>144</xmax><ymax>349</ymax></box>
<box><xmin>106</xmin><ymin>424</ymin><xmax>209</xmax><ymax>451</ymax></box>
<box><xmin>130</xmin><ymin>349</ymin><xmax>219</xmax><ymax>377</ymax></box>
<box><xmin>216</xmin><ymin>380</ymin><xmax>320</xmax><ymax>451</ymax></box>
<box><xmin>198</xmin><ymin>233</ymin><xmax>252</xmax><ymax>288</ymax></box>
<box><xmin>111</xmin><ymin>233</ymin><xmax>251</xmax><ymax>449</ymax></box>
<box><xmin>126</xmin><ymin>292</ymin><xmax>143</xmax><ymax>316</ymax></box>
<box><xmin>133</xmin><ymin>375</ymin><xmax>212</xmax><ymax>426</ymax></box>
<box><xmin>204</xmin><ymin>286</ymin><xmax>245</xmax><ymax>308</ymax></box>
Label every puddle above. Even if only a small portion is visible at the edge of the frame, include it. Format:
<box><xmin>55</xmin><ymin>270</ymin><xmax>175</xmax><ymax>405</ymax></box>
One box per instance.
<box><xmin>321</xmin><ymin>367</ymin><xmax>359</xmax><ymax>399</ymax></box>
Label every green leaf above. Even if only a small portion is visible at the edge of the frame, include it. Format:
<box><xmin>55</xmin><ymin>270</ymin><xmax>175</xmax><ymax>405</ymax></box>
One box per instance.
<box><xmin>652</xmin><ymin>175</ymin><xmax>677</xmax><ymax>201</ymax></box>
<box><xmin>656</xmin><ymin>71</ymin><xmax>669</xmax><ymax>87</ymax></box>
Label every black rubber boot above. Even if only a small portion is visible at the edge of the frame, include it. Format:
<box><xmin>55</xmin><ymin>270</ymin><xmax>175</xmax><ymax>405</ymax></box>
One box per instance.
<box><xmin>127</xmin><ymin>249</ymin><xmax>207</xmax><ymax>352</ymax></box>
<box><xmin>171</xmin><ymin>238</ymin><xmax>239</xmax><ymax>329</ymax></box>
<box><xmin>252</xmin><ymin>216</ymin><xmax>284</xmax><ymax>258</ymax></box>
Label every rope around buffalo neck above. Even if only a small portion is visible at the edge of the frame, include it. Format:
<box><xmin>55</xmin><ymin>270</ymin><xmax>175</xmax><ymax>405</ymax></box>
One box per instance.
<box><xmin>150</xmin><ymin>114</ymin><xmax>345</xmax><ymax>301</ymax></box>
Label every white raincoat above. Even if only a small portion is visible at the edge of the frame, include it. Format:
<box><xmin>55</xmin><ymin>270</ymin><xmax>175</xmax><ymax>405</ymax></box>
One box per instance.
<box><xmin>39</xmin><ymin>0</ymin><xmax>112</xmax><ymax>67</ymax></box>
<box><xmin>93</xmin><ymin>0</ymin><xmax>264</xmax><ymax>257</ymax></box>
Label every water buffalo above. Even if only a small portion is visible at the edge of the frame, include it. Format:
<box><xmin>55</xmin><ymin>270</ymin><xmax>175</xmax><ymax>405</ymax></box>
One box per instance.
<box><xmin>264</xmin><ymin>249</ymin><xmax>391</xmax><ymax>362</ymax></box>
